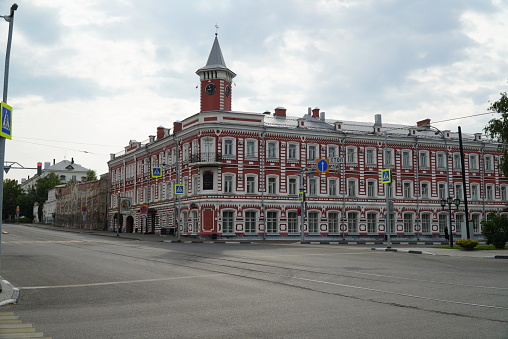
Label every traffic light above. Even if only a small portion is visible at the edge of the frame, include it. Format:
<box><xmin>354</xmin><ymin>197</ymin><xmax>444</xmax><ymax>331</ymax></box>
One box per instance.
<box><xmin>37</xmin><ymin>162</ymin><xmax>42</xmax><ymax>175</ymax></box>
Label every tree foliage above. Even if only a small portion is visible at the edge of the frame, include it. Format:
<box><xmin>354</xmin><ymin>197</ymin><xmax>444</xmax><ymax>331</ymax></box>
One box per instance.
<box><xmin>484</xmin><ymin>92</ymin><xmax>508</xmax><ymax>177</ymax></box>
<box><xmin>481</xmin><ymin>211</ymin><xmax>508</xmax><ymax>249</ymax></box>
<box><xmin>2</xmin><ymin>179</ymin><xmax>24</xmax><ymax>220</ymax></box>
<box><xmin>86</xmin><ymin>169</ymin><xmax>97</xmax><ymax>181</ymax></box>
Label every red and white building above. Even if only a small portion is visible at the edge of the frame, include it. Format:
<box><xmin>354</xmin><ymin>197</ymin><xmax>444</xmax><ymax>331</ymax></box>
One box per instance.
<box><xmin>108</xmin><ymin>35</ymin><xmax>508</xmax><ymax>240</ymax></box>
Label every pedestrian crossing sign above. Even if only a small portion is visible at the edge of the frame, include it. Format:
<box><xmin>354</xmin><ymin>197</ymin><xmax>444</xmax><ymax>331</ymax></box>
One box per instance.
<box><xmin>175</xmin><ymin>184</ymin><xmax>185</xmax><ymax>195</ymax></box>
<box><xmin>298</xmin><ymin>192</ymin><xmax>305</xmax><ymax>202</ymax></box>
<box><xmin>0</xmin><ymin>102</ymin><xmax>12</xmax><ymax>140</ymax></box>
<box><xmin>380</xmin><ymin>168</ymin><xmax>392</xmax><ymax>184</ymax></box>
<box><xmin>151</xmin><ymin>167</ymin><xmax>162</xmax><ymax>178</ymax></box>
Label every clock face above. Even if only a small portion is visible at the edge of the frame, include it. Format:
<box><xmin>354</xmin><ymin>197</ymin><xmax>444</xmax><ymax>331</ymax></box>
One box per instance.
<box><xmin>205</xmin><ymin>83</ymin><xmax>216</xmax><ymax>95</ymax></box>
<box><xmin>225</xmin><ymin>85</ymin><xmax>231</xmax><ymax>97</ymax></box>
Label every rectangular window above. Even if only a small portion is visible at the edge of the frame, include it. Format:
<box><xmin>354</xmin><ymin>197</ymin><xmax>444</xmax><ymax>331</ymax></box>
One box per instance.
<box><xmin>402</xmin><ymin>151</ymin><xmax>410</xmax><ymax>167</ymax></box>
<box><xmin>367</xmin><ymin>213</ymin><xmax>376</xmax><ymax>233</ymax></box>
<box><xmin>420</xmin><ymin>152</ymin><xmax>428</xmax><ymax>168</ymax></box>
<box><xmin>246</xmin><ymin>141</ymin><xmax>255</xmax><ymax>157</ymax></box>
<box><xmin>485</xmin><ymin>155</ymin><xmax>492</xmax><ymax>171</ymax></box>
<box><xmin>266</xmin><ymin>211</ymin><xmax>278</xmax><ymax>233</ymax></box>
<box><xmin>308</xmin><ymin>211</ymin><xmax>319</xmax><ymax>233</ymax></box>
<box><xmin>469</xmin><ymin>154</ymin><xmax>478</xmax><ymax>170</ymax></box>
<box><xmin>328</xmin><ymin>146</ymin><xmax>337</xmax><ymax>159</ymax></box>
<box><xmin>421</xmin><ymin>213</ymin><xmax>431</xmax><ymax>233</ymax></box>
<box><xmin>438</xmin><ymin>214</ymin><xmax>447</xmax><ymax>233</ymax></box>
<box><xmin>501</xmin><ymin>186</ymin><xmax>507</xmax><ymax>201</ymax></box>
<box><xmin>388</xmin><ymin>213</ymin><xmax>395</xmax><ymax>233</ymax></box>
<box><xmin>224</xmin><ymin>175</ymin><xmax>233</xmax><ymax>193</ymax></box>
<box><xmin>421</xmin><ymin>183</ymin><xmax>429</xmax><ymax>199</ymax></box>
<box><xmin>329</xmin><ymin>178</ymin><xmax>337</xmax><ymax>196</ymax></box>
<box><xmin>223</xmin><ymin>211</ymin><xmax>234</xmax><ymax>233</ymax></box>
<box><xmin>347</xmin><ymin>148</ymin><xmax>356</xmax><ymax>163</ymax></box>
<box><xmin>403</xmin><ymin>182</ymin><xmax>411</xmax><ymax>198</ymax></box>
<box><xmin>472</xmin><ymin>214</ymin><xmax>480</xmax><ymax>233</ymax></box>
<box><xmin>245</xmin><ymin>211</ymin><xmax>256</xmax><ymax>233</ymax></box>
<box><xmin>471</xmin><ymin>185</ymin><xmax>478</xmax><ymax>200</ymax></box>
<box><xmin>438</xmin><ymin>183</ymin><xmax>446</xmax><ymax>200</ymax></box>
<box><xmin>366</xmin><ymin>149</ymin><xmax>375</xmax><ymax>165</ymax></box>
<box><xmin>309</xmin><ymin>178</ymin><xmax>317</xmax><ymax>196</ymax></box>
<box><xmin>384</xmin><ymin>149</ymin><xmax>392</xmax><ymax>166</ymax></box>
<box><xmin>308</xmin><ymin>145</ymin><xmax>316</xmax><ymax>161</ymax></box>
<box><xmin>455</xmin><ymin>184</ymin><xmax>463</xmax><ymax>200</ymax></box>
<box><xmin>367</xmin><ymin>181</ymin><xmax>375</xmax><ymax>197</ymax></box>
<box><xmin>268</xmin><ymin>177</ymin><xmax>277</xmax><ymax>194</ymax></box>
<box><xmin>456</xmin><ymin>214</ymin><xmax>464</xmax><ymax>235</ymax></box>
<box><xmin>289</xmin><ymin>178</ymin><xmax>297</xmax><ymax>195</ymax></box>
<box><xmin>328</xmin><ymin>212</ymin><xmax>339</xmax><ymax>233</ymax></box>
<box><xmin>437</xmin><ymin>153</ymin><xmax>445</xmax><ymax>169</ymax></box>
<box><xmin>267</xmin><ymin>142</ymin><xmax>277</xmax><ymax>158</ymax></box>
<box><xmin>347</xmin><ymin>212</ymin><xmax>358</xmax><ymax>233</ymax></box>
<box><xmin>486</xmin><ymin>185</ymin><xmax>493</xmax><ymax>200</ymax></box>
<box><xmin>288</xmin><ymin>212</ymin><xmax>299</xmax><ymax>233</ymax></box>
<box><xmin>246</xmin><ymin>177</ymin><xmax>255</xmax><ymax>194</ymax></box>
<box><xmin>403</xmin><ymin>214</ymin><xmax>413</xmax><ymax>233</ymax></box>
<box><xmin>224</xmin><ymin>139</ymin><xmax>233</xmax><ymax>155</ymax></box>
<box><xmin>454</xmin><ymin>154</ymin><xmax>462</xmax><ymax>169</ymax></box>
<box><xmin>288</xmin><ymin>144</ymin><xmax>297</xmax><ymax>160</ymax></box>
<box><xmin>348</xmin><ymin>180</ymin><xmax>356</xmax><ymax>197</ymax></box>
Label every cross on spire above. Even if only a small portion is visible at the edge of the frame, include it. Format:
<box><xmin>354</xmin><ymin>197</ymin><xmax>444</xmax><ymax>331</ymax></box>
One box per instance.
<box><xmin>215</xmin><ymin>24</ymin><xmax>219</xmax><ymax>36</ymax></box>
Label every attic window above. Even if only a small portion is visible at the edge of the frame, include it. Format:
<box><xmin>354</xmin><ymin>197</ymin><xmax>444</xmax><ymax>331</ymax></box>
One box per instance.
<box><xmin>66</xmin><ymin>165</ymin><xmax>74</xmax><ymax>170</ymax></box>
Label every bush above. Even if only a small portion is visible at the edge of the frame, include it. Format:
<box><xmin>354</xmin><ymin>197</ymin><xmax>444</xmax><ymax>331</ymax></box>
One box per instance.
<box><xmin>481</xmin><ymin>212</ymin><xmax>508</xmax><ymax>249</ymax></box>
<box><xmin>455</xmin><ymin>239</ymin><xmax>479</xmax><ymax>250</ymax></box>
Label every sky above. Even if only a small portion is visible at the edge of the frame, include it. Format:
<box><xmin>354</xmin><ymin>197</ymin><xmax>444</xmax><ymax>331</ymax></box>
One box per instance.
<box><xmin>1</xmin><ymin>0</ymin><xmax>507</xmax><ymax>183</ymax></box>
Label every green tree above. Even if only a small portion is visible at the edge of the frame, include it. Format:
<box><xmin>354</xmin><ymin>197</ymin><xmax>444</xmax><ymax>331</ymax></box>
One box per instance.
<box><xmin>484</xmin><ymin>92</ymin><xmax>508</xmax><ymax>177</ymax></box>
<box><xmin>86</xmin><ymin>169</ymin><xmax>97</xmax><ymax>181</ymax></box>
<box><xmin>481</xmin><ymin>211</ymin><xmax>508</xmax><ymax>249</ymax></box>
<box><xmin>26</xmin><ymin>173</ymin><xmax>62</xmax><ymax>218</ymax></box>
<box><xmin>2</xmin><ymin>179</ymin><xmax>25</xmax><ymax>221</ymax></box>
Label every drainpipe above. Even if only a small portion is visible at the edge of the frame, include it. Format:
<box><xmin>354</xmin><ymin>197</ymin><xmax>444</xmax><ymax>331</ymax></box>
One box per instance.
<box><xmin>340</xmin><ymin>136</ymin><xmax>347</xmax><ymax>241</ymax></box>
<box><xmin>414</xmin><ymin>137</ymin><xmax>419</xmax><ymax>241</ymax></box>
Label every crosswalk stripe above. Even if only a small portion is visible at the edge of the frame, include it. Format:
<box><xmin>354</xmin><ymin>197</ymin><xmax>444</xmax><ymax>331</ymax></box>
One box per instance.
<box><xmin>0</xmin><ymin>313</ymin><xmax>50</xmax><ymax>338</ymax></box>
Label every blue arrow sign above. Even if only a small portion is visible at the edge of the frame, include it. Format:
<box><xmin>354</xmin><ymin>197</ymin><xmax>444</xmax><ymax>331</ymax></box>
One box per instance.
<box><xmin>316</xmin><ymin>159</ymin><xmax>329</xmax><ymax>173</ymax></box>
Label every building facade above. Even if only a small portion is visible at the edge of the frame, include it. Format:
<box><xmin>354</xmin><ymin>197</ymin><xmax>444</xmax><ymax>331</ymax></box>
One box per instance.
<box><xmin>108</xmin><ymin>36</ymin><xmax>508</xmax><ymax>240</ymax></box>
<box><xmin>21</xmin><ymin>159</ymin><xmax>90</xmax><ymax>192</ymax></box>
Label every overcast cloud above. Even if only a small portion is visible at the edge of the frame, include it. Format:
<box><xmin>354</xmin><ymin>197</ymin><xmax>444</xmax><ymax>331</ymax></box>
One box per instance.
<box><xmin>2</xmin><ymin>0</ymin><xmax>507</xmax><ymax>182</ymax></box>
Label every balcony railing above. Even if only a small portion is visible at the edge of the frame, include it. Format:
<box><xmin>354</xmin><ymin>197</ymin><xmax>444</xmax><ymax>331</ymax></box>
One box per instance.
<box><xmin>189</xmin><ymin>152</ymin><xmax>223</xmax><ymax>164</ymax></box>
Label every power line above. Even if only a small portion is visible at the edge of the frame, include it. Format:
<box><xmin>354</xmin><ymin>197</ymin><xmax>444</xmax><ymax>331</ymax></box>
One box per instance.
<box><xmin>15</xmin><ymin>136</ymin><xmax>121</xmax><ymax>148</ymax></box>
<box><xmin>14</xmin><ymin>139</ymin><xmax>110</xmax><ymax>156</ymax></box>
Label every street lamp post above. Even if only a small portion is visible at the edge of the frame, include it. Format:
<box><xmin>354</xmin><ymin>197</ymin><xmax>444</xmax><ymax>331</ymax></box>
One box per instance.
<box><xmin>0</xmin><ymin>3</ymin><xmax>18</xmax><ymax>293</ymax></box>
<box><xmin>440</xmin><ymin>197</ymin><xmax>460</xmax><ymax>247</ymax></box>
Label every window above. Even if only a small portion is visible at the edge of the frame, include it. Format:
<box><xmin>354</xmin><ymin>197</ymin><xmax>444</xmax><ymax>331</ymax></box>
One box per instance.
<box><xmin>308</xmin><ymin>145</ymin><xmax>316</xmax><ymax>161</ymax></box>
<box><xmin>224</xmin><ymin>175</ymin><xmax>233</xmax><ymax>193</ymax></box>
<box><xmin>328</xmin><ymin>146</ymin><xmax>337</xmax><ymax>159</ymax></box>
<box><xmin>288</xmin><ymin>178</ymin><xmax>297</xmax><ymax>195</ymax></box>
<box><xmin>387</xmin><ymin>213</ymin><xmax>395</xmax><ymax>233</ymax></box>
<box><xmin>453</xmin><ymin>154</ymin><xmax>462</xmax><ymax>169</ymax></box>
<box><xmin>348</xmin><ymin>180</ymin><xmax>356</xmax><ymax>197</ymax></box>
<box><xmin>437</xmin><ymin>153</ymin><xmax>445</xmax><ymax>169</ymax></box>
<box><xmin>347</xmin><ymin>147</ymin><xmax>356</xmax><ymax>163</ymax></box>
<box><xmin>455</xmin><ymin>184</ymin><xmax>463</xmax><ymax>200</ymax></box>
<box><xmin>402</xmin><ymin>151</ymin><xmax>411</xmax><ymax>167</ymax></box>
<box><xmin>455</xmin><ymin>214</ymin><xmax>464</xmax><ymax>235</ymax></box>
<box><xmin>192</xmin><ymin>211</ymin><xmax>199</xmax><ymax>233</ymax></box>
<box><xmin>384</xmin><ymin>149</ymin><xmax>392</xmax><ymax>166</ymax></box>
<box><xmin>419</xmin><ymin>152</ymin><xmax>428</xmax><ymax>168</ymax></box>
<box><xmin>421</xmin><ymin>183</ymin><xmax>429</xmax><ymax>199</ymax></box>
<box><xmin>421</xmin><ymin>213</ymin><xmax>431</xmax><ymax>233</ymax></box>
<box><xmin>367</xmin><ymin>213</ymin><xmax>377</xmax><ymax>233</ymax></box>
<box><xmin>329</xmin><ymin>178</ymin><xmax>338</xmax><ymax>196</ymax></box>
<box><xmin>308</xmin><ymin>211</ymin><xmax>319</xmax><ymax>233</ymax></box>
<box><xmin>347</xmin><ymin>212</ymin><xmax>358</xmax><ymax>233</ymax></box>
<box><xmin>267</xmin><ymin>142</ymin><xmax>277</xmax><ymax>159</ymax></box>
<box><xmin>246</xmin><ymin>176</ymin><xmax>256</xmax><ymax>194</ymax></box>
<box><xmin>288</xmin><ymin>212</ymin><xmax>299</xmax><ymax>233</ymax></box>
<box><xmin>266</xmin><ymin>211</ymin><xmax>278</xmax><ymax>233</ymax></box>
<box><xmin>472</xmin><ymin>214</ymin><xmax>480</xmax><ymax>233</ymax></box>
<box><xmin>268</xmin><ymin>177</ymin><xmax>277</xmax><ymax>194</ymax></box>
<box><xmin>223</xmin><ymin>211</ymin><xmax>234</xmax><ymax>234</ymax></box>
<box><xmin>245</xmin><ymin>211</ymin><xmax>256</xmax><ymax>233</ymax></box>
<box><xmin>367</xmin><ymin>181</ymin><xmax>375</xmax><ymax>197</ymax></box>
<box><xmin>403</xmin><ymin>214</ymin><xmax>413</xmax><ymax>233</ymax></box>
<box><xmin>366</xmin><ymin>149</ymin><xmax>375</xmax><ymax>165</ymax></box>
<box><xmin>486</xmin><ymin>185</ymin><xmax>493</xmax><ymax>200</ymax></box>
<box><xmin>485</xmin><ymin>155</ymin><xmax>493</xmax><ymax>171</ymax></box>
<box><xmin>501</xmin><ymin>186</ymin><xmax>507</xmax><ymax>201</ymax></box>
<box><xmin>309</xmin><ymin>178</ymin><xmax>317</xmax><ymax>196</ymax></box>
<box><xmin>328</xmin><ymin>212</ymin><xmax>339</xmax><ymax>233</ymax></box>
<box><xmin>438</xmin><ymin>183</ymin><xmax>446</xmax><ymax>200</ymax></box>
<box><xmin>471</xmin><ymin>184</ymin><xmax>478</xmax><ymax>200</ymax></box>
<box><xmin>403</xmin><ymin>182</ymin><xmax>411</xmax><ymax>198</ymax></box>
<box><xmin>246</xmin><ymin>140</ymin><xmax>256</xmax><ymax>158</ymax></box>
<box><xmin>288</xmin><ymin>144</ymin><xmax>297</xmax><ymax>160</ymax></box>
<box><xmin>438</xmin><ymin>214</ymin><xmax>447</xmax><ymax>233</ymax></box>
<box><xmin>469</xmin><ymin>154</ymin><xmax>478</xmax><ymax>170</ymax></box>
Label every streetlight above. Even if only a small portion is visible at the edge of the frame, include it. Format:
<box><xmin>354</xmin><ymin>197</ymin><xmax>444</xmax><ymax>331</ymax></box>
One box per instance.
<box><xmin>440</xmin><ymin>197</ymin><xmax>460</xmax><ymax>247</ymax></box>
<box><xmin>0</xmin><ymin>3</ymin><xmax>18</xmax><ymax>294</ymax></box>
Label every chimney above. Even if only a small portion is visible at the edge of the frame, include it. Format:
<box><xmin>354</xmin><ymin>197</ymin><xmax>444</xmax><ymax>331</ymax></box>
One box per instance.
<box><xmin>149</xmin><ymin>135</ymin><xmax>155</xmax><ymax>143</ymax></box>
<box><xmin>320</xmin><ymin>112</ymin><xmax>326</xmax><ymax>121</ymax></box>
<box><xmin>157</xmin><ymin>126</ymin><xmax>165</xmax><ymax>140</ymax></box>
<box><xmin>44</xmin><ymin>162</ymin><xmax>50</xmax><ymax>169</ymax></box>
<box><xmin>417</xmin><ymin>118</ymin><xmax>431</xmax><ymax>129</ymax></box>
<box><xmin>312</xmin><ymin>107</ymin><xmax>320</xmax><ymax>118</ymax></box>
<box><xmin>474</xmin><ymin>133</ymin><xmax>482</xmax><ymax>141</ymax></box>
<box><xmin>71</xmin><ymin>157</ymin><xmax>74</xmax><ymax>164</ymax></box>
<box><xmin>173</xmin><ymin>121</ymin><xmax>182</xmax><ymax>133</ymax></box>
<box><xmin>307</xmin><ymin>107</ymin><xmax>311</xmax><ymax>116</ymax></box>
<box><xmin>274</xmin><ymin>107</ymin><xmax>286</xmax><ymax>117</ymax></box>
<box><xmin>334</xmin><ymin>121</ymin><xmax>343</xmax><ymax>131</ymax></box>
<box><xmin>263</xmin><ymin>110</ymin><xmax>271</xmax><ymax>115</ymax></box>
<box><xmin>110</xmin><ymin>153</ymin><xmax>116</xmax><ymax>160</ymax></box>
<box><xmin>53</xmin><ymin>159</ymin><xmax>55</xmax><ymax>165</ymax></box>
<box><xmin>374</xmin><ymin>114</ymin><xmax>383</xmax><ymax>135</ymax></box>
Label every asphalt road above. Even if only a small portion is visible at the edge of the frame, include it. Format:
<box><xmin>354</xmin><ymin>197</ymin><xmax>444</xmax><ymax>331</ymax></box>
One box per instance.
<box><xmin>1</xmin><ymin>224</ymin><xmax>507</xmax><ymax>339</ymax></box>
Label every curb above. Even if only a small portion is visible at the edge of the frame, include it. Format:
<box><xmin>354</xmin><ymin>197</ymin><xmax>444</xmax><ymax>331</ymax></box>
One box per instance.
<box><xmin>0</xmin><ymin>279</ymin><xmax>20</xmax><ymax>306</ymax></box>
<box><xmin>371</xmin><ymin>248</ymin><xmax>427</xmax><ymax>255</ymax></box>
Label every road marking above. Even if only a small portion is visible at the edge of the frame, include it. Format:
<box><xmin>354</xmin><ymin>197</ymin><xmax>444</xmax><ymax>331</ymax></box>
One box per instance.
<box><xmin>0</xmin><ymin>312</ymin><xmax>50</xmax><ymax>338</ymax></box>
<box><xmin>2</xmin><ymin>240</ymin><xmax>94</xmax><ymax>244</ymax></box>
<box><xmin>19</xmin><ymin>273</ymin><xmax>226</xmax><ymax>290</ymax></box>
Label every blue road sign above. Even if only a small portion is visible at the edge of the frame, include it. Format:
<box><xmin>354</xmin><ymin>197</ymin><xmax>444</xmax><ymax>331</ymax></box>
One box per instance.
<box><xmin>1</xmin><ymin>102</ymin><xmax>12</xmax><ymax>140</ymax></box>
<box><xmin>298</xmin><ymin>192</ymin><xmax>305</xmax><ymax>202</ymax></box>
<box><xmin>381</xmin><ymin>168</ymin><xmax>392</xmax><ymax>184</ymax></box>
<box><xmin>175</xmin><ymin>184</ymin><xmax>185</xmax><ymax>195</ymax></box>
<box><xmin>151</xmin><ymin>167</ymin><xmax>162</xmax><ymax>178</ymax></box>
<box><xmin>316</xmin><ymin>158</ymin><xmax>329</xmax><ymax>173</ymax></box>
